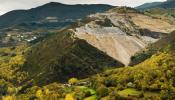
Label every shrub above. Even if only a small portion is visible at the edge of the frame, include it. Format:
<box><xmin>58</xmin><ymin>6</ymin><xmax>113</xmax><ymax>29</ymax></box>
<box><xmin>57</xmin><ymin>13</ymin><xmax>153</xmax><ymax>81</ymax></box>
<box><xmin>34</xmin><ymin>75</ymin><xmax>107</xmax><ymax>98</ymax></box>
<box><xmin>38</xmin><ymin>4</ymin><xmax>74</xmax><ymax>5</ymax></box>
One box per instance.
<box><xmin>35</xmin><ymin>89</ymin><xmax>43</xmax><ymax>98</ymax></box>
<box><xmin>68</xmin><ymin>78</ymin><xmax>78</xmax><ymax>85</ymax></box>
<box><xmin>7</xmin><ymin>87</ymin><xmax>17</xmax><ymax>95</ymax></box>
<box><xmin>65</xmin><ymin>93</ymin><xmax>75</xmax><ymax>100</ymax></box>
<box><xmin>2</xmin><ymin>96</ymin><xmax>14</xmax><ymax>100</ymax></box>
<box><xmin>115</xmin><ymin>94</ymin><xmax>125</xmax><ymax>100</ymax></box>
<box><xmin>96</xmin><ymin>86</ymin><xmax>109</xmax><ymax>98</ymax></box>
<box><xmin>160</xmin><ymin>90</ymin><xmax>172</xmax><ymax>100</ymax></box>
<box><xmin>104</xmin><ymin>77</ymin><xmax>118</xmax><ymax>87</ymax></box>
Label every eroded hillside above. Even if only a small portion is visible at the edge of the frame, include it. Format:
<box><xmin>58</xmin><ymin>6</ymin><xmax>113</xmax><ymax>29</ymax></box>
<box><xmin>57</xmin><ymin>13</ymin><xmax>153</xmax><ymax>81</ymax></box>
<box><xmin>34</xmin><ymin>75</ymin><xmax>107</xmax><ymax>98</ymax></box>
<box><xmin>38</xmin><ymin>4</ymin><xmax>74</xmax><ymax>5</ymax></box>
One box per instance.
<box><xmin>74</xmin><ymin>7</ymin><xmax>175</xmax><ymax>65</ymax></box>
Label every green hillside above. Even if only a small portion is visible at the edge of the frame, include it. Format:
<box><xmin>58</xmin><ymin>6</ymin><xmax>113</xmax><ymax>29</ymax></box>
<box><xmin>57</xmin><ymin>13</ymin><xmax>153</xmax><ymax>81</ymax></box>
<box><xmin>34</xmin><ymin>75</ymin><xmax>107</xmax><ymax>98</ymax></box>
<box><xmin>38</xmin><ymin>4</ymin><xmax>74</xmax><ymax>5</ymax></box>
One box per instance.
<box><xmin>143</xmin><ymin>8</ymin><xmax>175</xmax><ymax>24</ymax></box>
<box><xmin>136</xmin><ymin>2</ymin><xmax>162</xmax><ymax>10</ymax></box>
<box><xmin>136</xmin><ymin>0</ymin><xmax>175</xmax><ymax>10</ymax></box>
<box><xmin>22</xmin><ymin>29</ymin><xmax>124</xmax><ymax>85</ymax></box>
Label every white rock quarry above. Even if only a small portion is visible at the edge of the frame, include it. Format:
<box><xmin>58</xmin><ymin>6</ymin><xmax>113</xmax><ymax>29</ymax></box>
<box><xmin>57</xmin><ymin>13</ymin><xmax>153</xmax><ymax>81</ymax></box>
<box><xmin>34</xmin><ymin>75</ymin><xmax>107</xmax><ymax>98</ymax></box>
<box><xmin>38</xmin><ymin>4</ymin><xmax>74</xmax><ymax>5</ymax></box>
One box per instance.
<box><xmin>73</xmin><ymin>10</ymin><xmax>175</xmax><ymax>65</ymax></box>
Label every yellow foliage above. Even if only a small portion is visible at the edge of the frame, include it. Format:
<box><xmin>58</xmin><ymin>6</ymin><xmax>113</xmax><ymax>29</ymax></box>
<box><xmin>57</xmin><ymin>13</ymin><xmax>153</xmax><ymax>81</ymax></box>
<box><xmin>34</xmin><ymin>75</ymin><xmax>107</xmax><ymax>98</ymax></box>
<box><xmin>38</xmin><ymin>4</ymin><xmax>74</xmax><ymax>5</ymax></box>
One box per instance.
<box><xmin>36</xmin><ymin>89</ymin><xmax>43</xmax><ymax>98</ymax></box>
<box><xmin>44</xmin><ymin>89</ymin><xmax>50</xmax><ymax>95</ymax></box>
<box><xmin>68</xmin><ymin>78</ymin><xmax>78</xmax><ymax>85</ymax></box>
<box><xmin>136</xmin><ymin>52</ymin><xmax>175</xmax><ymax>69</ymax></box>
<box><xmin>2</xmin><ymin>96</ymin><xmax>14</xmax><ymax>100</ymax></box>
<box><xmin>10</xmin><ymin>55</ymin><xmax>25</xmax><ymax>65</ymax></box>
<box><xmin>65</xmin><ymin>93</ymin><xmax>75</xmax><ymax>100</ymax></box>
<box><xmin>7</xmin><ymin>87</ymin><xmax>16</xmax><ymax>95</ymax></box>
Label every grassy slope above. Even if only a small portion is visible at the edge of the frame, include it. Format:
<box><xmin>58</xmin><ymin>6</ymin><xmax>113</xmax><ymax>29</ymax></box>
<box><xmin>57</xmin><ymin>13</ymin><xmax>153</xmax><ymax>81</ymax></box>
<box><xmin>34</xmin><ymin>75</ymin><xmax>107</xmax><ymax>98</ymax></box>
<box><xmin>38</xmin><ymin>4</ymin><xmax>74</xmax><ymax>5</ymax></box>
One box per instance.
<box><xmin>143</xmin><ymin>8</ymin><xmax>175</xmax><ymax>24</ymax></box>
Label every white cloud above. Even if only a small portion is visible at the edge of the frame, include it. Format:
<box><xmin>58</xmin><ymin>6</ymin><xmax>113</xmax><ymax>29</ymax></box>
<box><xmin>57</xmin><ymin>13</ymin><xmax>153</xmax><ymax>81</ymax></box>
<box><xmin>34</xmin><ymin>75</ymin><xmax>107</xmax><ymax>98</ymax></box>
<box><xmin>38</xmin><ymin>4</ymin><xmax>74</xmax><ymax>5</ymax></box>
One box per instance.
<box><xmin>0</xmin><ymin>0</ymin><xmax>166</xmax><ymax>15</ymax></box>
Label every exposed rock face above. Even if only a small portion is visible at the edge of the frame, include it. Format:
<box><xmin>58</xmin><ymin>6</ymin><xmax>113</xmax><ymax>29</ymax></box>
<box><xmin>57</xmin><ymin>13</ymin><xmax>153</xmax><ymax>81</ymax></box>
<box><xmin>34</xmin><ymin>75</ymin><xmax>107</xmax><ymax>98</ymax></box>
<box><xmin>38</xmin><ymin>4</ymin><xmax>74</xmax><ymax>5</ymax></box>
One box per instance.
<box><xmin>73</xmin><ymin>7</ymin><xmax>175</xmax><ymax>65</ymax></box>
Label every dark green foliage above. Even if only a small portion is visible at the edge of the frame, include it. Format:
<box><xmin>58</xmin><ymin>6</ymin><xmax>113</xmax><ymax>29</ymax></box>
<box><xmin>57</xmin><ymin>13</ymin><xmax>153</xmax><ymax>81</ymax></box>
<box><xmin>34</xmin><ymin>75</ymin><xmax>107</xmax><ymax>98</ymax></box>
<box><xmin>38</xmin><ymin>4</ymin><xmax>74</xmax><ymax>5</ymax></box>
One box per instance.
<box><xmin>95</xmin><ymin>18</ymin><xmax>116</xmax><ymax>27</ymax></box>
<box><xmin>96</xmin><ymin>86</ymin><xmax>109</xmax><ymax>97</ymax></box>
<box><xmin>130</xmin><ymin>31</ymin><xmax>175</xmax><ymax>66</ymax></box>
<box><xmin>130</xmin><ymin>49</ymin><xmax>156</xmax><ymax>66</ymax></box>
<box><xmin>0</xmin><ymin>83</ymin><xmax>8</xmax><ymax>95</ymax></box>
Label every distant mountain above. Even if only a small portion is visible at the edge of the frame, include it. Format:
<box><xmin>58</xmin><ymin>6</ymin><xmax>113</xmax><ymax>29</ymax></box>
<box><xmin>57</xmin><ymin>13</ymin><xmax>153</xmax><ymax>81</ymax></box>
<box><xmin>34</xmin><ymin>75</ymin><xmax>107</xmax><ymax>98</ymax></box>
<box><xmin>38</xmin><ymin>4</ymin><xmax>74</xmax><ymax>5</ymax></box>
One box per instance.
<box><xmin>136</xmin><ymin>2</ymin><xmax>162</xmax><ymax>10</ymax></box>
<box><xmin>0</xmin><ymin>2</ymin><xmax>112</xmax><ymax>29</ymax></box>
<box><xmin>136</xmin><ymin>0</ymin><xmax>175</xmax><ymax>10</ymax></box>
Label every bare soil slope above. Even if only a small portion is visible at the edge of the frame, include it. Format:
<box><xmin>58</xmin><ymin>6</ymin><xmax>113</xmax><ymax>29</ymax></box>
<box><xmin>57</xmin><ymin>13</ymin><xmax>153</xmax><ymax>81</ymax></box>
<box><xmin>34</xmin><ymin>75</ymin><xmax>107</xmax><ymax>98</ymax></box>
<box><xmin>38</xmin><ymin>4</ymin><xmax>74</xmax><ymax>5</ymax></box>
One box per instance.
<box><xmin>74</xmin><ymin>7</ymin><xmax>175</xmax><ymax>65</ymax></box>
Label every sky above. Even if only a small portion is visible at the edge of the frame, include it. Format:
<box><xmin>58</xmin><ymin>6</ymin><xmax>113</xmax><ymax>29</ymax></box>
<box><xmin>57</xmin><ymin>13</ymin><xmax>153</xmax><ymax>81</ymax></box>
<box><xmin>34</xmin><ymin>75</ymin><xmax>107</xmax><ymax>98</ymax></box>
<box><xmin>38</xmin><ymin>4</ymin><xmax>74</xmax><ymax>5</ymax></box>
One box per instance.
<box><xmin>0</xmin><ymin>0</ymin><xmax>166</xmax><ymax>15</ymax></box>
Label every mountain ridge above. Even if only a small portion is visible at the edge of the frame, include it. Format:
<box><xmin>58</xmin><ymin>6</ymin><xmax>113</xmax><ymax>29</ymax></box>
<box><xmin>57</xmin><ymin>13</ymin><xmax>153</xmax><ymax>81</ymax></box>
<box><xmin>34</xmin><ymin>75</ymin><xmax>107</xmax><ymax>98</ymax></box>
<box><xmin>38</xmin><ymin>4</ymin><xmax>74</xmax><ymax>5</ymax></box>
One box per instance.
<box><xmin>0</xmin><ymin>2</ymin><xmax>112</xmax><ymax>29</ymax></box>
<box><xmin>136</xmin><ymin>0</ymin><xmax>175</xmax><ymax>10</ymax></box>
